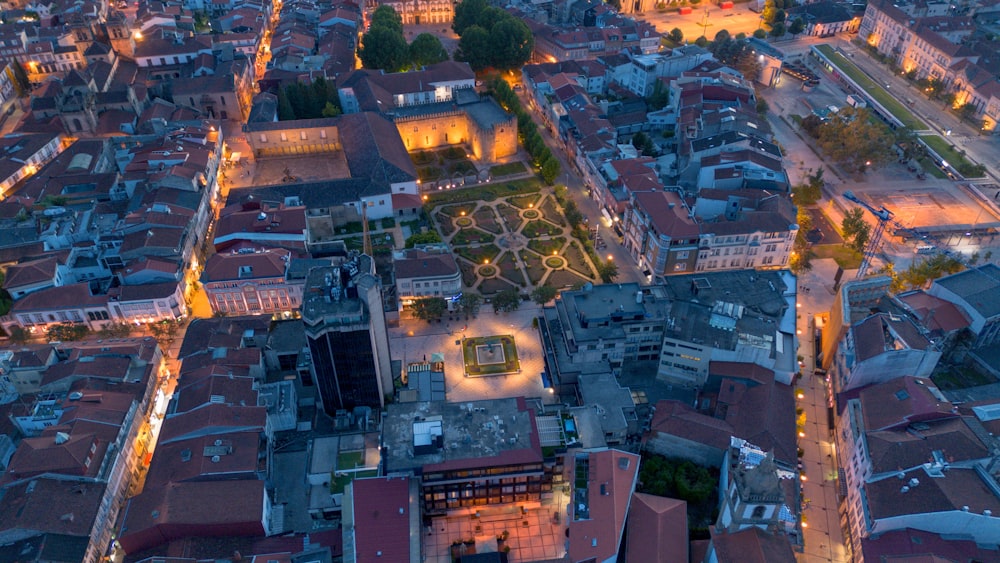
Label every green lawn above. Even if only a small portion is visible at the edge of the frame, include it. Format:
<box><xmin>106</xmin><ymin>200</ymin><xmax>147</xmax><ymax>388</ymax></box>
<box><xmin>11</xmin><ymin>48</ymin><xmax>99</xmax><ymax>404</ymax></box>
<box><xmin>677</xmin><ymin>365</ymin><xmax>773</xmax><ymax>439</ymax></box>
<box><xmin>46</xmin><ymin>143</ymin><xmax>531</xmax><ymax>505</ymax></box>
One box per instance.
<box><xmin>918</xmin><ymin>135</ymin><xmax>982</xmax><ymax>177</ymax></box>
<box><xmin>490</xmin><ymin>161</ymin><xmax>528</xmax><ymax>177</ymax></box>
<box><xmin>425</xmin><ymin>179</ymin><xmax>541</xmax><ymax>206</ymax></box>
<box><xmin>812</xmin><ymin>244</ymin><xmax>863</xmax><ymax>269</ymax></box>
<box><xmin>331</xmin><ymin>469</ymin><xmax>379</xmax><ymax>494</ymax></box>
<box><xmin>337</xmin><ymin>451</ymin><xmax>364</xmax><ymax>470</ymax></box>
<box><xmin>814</xmin><ymin>44</ymin><xmax>926</xmax><ymax>130</ymax></box>
<box><xmin>462</xmin><ymin>335</ymin><xmax>520</xmax><ymax>376</ymax></box>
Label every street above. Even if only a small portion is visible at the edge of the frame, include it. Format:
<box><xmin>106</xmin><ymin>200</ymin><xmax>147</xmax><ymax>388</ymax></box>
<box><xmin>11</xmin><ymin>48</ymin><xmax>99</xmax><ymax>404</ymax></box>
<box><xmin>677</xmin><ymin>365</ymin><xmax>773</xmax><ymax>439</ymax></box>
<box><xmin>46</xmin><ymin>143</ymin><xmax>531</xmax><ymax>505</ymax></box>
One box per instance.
<box><xmin>796</xmin><ymin>259</ymin><xmax>850</xmax><ymax>563</ymax></box>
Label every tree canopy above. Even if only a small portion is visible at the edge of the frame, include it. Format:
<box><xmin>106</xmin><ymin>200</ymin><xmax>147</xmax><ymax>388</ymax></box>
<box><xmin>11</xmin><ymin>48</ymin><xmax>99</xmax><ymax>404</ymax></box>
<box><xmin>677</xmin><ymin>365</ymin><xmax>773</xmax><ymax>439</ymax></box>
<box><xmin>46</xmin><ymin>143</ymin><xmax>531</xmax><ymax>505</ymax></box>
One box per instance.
<box><xmin>492</xmin><ymin>288</ymin><xmax>521</xmax><ymax>312</ymax></box>
<box><xmin>359</xmin><ymin>24</ymin><xmax>409</xmax><ymax>72</ymax></box>
<box><xmin>453</xmin><ymin>0</ymin><xmax>533</xmax><ymax>70</ymax></box>
<box><xmin>277</xmin><ymin>77</ymin><xmax>342</xmax><ymax>121</ymax></box>
<box><xmin>814</xmin><ymin>107</ymin><xmax>896</xmax><ymax>173</ymax></box>
<box><xmin>409</xmin><ymin>33</ymin><xmax>449</xmax><ymax>67</ymax></box>
<box><xmin>370</xmin><ymin>5</ymin><xmax>403</xmax><ymax>35</ymax></box>
<box><xmin>531</xmin><ymin>285</ymin><xmax>558</xmax><ymax>305</ymax></box>
<box><xmin>453</xmin><ymin>0</ymin><xmax>489</xmax><ymax>35</ymax></box>
<box><xmin>841</xmin><ymin>207</ymin><xmax>872</xmax><ymax>253</ymax></box>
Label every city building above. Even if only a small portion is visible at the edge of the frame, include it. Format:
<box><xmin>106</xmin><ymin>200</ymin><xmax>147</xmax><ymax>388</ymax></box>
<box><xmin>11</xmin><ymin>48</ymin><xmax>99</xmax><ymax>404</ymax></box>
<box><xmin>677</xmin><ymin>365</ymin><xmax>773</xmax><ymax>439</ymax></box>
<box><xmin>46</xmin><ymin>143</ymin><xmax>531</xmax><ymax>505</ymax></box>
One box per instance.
<box><xmin>566</xmin><ymin>449</ymin><xmax>640</xmax><ymax>563</ymax></box>
<box><xmin>394</xmin><ymin>245</ymin><xmax>462</xmax><ymax>305</ymax></box>
<box><xmin>376</xmin><ymin>0</ymin><xmax>453</xmax><ymax>25</ymax></box>
<box><xmin>928</xmin><ymin>263</ymin><xmax>1000</xmax><ymax>348</ymax></box>
<box><xmin>622</xmin><ymin>189</ymin><xmax>700</xmax><ymax>277</ymax></box>
<box><xmin>835</xmin><ymin>376</ymin><xmax>998</xmax><ymax>560</ymax></box>
<box><xmin>301</xmin><ymin>255</ymin><xmax>393</xmax><ymax>414</ymax></box>
<box><xmin>342</xmin><ymin>476</ymin><xmax>420</xmax><ymax>563</ymax></box>
<box><xmin>821</xmin><ymin>276</ymin><xmax>893</xmax><ymax>370</ymax></box>
<box><xmin>788</xmin><ymin>1</ymin><xmax>861</xmax><ymax>37</ymax></box>
<box><xmin>644</xmin><ymin>361</ymin><xmax>797</xmax><ymax>467</ymax></box>
<box><xmin>0</xmin><ymin>132</ymin><xmax>64</xmax><ymax>197</ymax></box>
<box><xmin>201</xmin><ymin>248</ymin><xmax>309</xmax><ymax>315</ymax></box>
<box><xmin>540</xmin><ymin>272</ymin><xmax>797</xmax><ymax>392</ymax></box>
<box><xmin>381</xmin><ymin>397</ymin><xmax>549</xmax><ymax>516</ymax></box>
<box><xmin>716</xmin><ymin>439</ymin><xmax>801</xmax><ymax>548</ymax></box>
<box><xmin>831</xmin><ymin>310</ymin><xmax>941</xmax><ymax>392</ymax></box>
<box><xmin>624</xmin><ymin>493</ymin><xmax>688</xmax><ymax>563</ymax></box>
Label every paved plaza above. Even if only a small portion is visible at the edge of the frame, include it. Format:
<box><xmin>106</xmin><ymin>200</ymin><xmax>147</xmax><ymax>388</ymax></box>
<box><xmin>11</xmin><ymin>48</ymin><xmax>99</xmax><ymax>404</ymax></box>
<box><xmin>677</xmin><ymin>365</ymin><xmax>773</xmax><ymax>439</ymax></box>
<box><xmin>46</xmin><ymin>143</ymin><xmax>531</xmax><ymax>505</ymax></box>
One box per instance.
<box><xmin>389</xmin><ymin>304</ymin><xmax>555</xmax><ymax>404</ymax></box>
<box><xmin>423</xmin><ymin>499</ymin><xmax>568</xmax><ymax>563</ymax></box>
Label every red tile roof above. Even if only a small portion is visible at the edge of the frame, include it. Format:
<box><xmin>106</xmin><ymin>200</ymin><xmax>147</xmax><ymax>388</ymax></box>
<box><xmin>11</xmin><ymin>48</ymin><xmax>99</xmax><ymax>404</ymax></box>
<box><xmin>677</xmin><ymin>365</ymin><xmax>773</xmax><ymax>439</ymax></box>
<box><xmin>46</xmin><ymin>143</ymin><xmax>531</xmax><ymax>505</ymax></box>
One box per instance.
<box><xmin>709</xmin><ymin>527</ymin><xmax>796</xmax><ymax>563</ymax></box>
<box><xmin>201</xmin><ymin>248</ymin><xmax>290</xmax><ymax>282</ymax></box>
<box><xmin>896</xmin><ymin>290</ymin><xmax>971</xmax><ymax>334</ymax></box>
<box><xmin>3</xmin><ymin>256</ymin><xmax>60</xmax><ymax>290</ymax></box>
<box><xmin>145</xmin><ymin>431</ymin><xmax>263</xmax><ymax>486</ymax></box>
<box><xmin>0</xmin><ymin>478</ymin><xmax>104</xmax><ymax>538</ymax></box>
<box><xmin>173</xmin><ymin>374</ymin><xmax>260</xmax><ymax>414</ymax></box>
<box><xmin>859</xmin><ymin>377</ymin><xmax>955</xmax><ymax>432</ymax></box>
<box><xmin>11</xmin><ymin>282</ymin><xmax>108</xmax><ymax>313</ymax></box>
<box><xmin>631</xmin><ymin>190</ymin><xmax>700</xmax><ymax>240</ymax></box>
<box><xmin>5</xmin><ymin>432</ymin><xmax>102</xmax><ymax>481</ymax></box>
<box><xmin>626</xmin><ymin>493</ymin><xmax>687</xmax><ymax>563</ymax></box>
<box><xmin>350</xmin><ymin>477</ymin><xmax>413</xmax><ymax>563</ymax></box>
<box><xmin>158</xmin><ymin>403</ymin><xmax>266</xmax><ymax>445</ymax></box>
<box><xmin>119</xmin><ymin>480</ymin><xmax>267</xmax><ymax>555</ymax></box>
<box><xmin>568</xmin><ymin>449</ymin><xmax>639</xmax><ymax>563</ymax></box>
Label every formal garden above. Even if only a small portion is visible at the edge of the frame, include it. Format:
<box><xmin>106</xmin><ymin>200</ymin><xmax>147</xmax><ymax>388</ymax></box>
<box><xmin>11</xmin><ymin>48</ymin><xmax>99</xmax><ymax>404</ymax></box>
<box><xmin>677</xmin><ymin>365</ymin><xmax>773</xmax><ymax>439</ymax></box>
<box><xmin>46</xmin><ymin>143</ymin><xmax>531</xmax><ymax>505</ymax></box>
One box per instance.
<box><xmin>425</xmin><ymin>179</ymin><xmax>600</xmax><ymax>298</ymax></box>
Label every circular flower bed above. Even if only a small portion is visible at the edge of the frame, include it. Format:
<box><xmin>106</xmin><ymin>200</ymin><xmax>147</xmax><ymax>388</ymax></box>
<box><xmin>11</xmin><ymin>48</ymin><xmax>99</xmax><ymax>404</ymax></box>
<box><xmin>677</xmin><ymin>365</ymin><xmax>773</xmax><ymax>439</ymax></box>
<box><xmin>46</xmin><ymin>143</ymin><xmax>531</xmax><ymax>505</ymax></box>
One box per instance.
<box><xmin>478</xmin><ymin>265</ymin><xmax>497</xmax><ymax>277</ymax></box>
<box><xmin>522</xmin><ymin>209</ymin><xmax>540</xmax><ymax>220</ymax></box>
<box><xmin>545</xmin><ymin>257</ymin><xmax>565</xmax><ymax>268</ymax></box>
<box><xmin>455</xmin><ymin>217</ymin><xmax>474</xmax><ymax>228</ymax></box>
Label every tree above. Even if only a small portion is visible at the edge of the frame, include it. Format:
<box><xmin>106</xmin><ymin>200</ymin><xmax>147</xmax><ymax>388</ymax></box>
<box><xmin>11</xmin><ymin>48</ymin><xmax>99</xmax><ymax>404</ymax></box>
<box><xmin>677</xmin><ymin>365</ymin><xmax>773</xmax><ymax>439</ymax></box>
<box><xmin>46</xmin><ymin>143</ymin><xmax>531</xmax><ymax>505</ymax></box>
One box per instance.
<box><xmin>455</xmin><ymin>25</ymin><xmax>491</xmax><ymax>71</ymax></box>
<box><xmin>694</xmin><ymin>36</ymin><xmax>709</xmax><ymax>48</ymax></box>
<box><xmin>322</xmin><ymin>102</ymin><xmax>341</xmax><ymax>117</ymax></box>
<box><xmin>841</xmin><ymin>207</ymin><xmax>871</xmax><ymax>253</ymax></box>
<box><xmin>370</xmin><ymin>5</ymin><xmax>403</xmax><ymax>35</ymax></box>
<box><xmin>531</xmin><ymin>285</ymin><xmax>557</xmax><ymax>305</ymax></box>
<box><xmin>646</xmin><ymin>79</ymin><xmax>670</xmax><ymax>111</ymax></box>
<box><xmin>7</xmin><ymin>325</ymin><xmax>29</xmax><ymax>345</ymax></box>
<box><xmin>409</xmin><ymin>33</ymin><xmax>449</xmax><ymax>67</ymax></box>
<box><xmin>412</xmin><ymin>297</ymin><xmax>448</xmax><ymax>321</ymax></box>
<box><xmin>541</xmin><ymin>157</ymin><xmax>561</xmax><ymax>185</ymax></box>
<box><xmin>488</xmin><ymin>18</ymin><xmax>534</xmax><ymax>70</ymax></box>
<box><xmin>788</xmin><ymin>17</ymin><xmax>805</xmax><ymax>37</ymax></box>
<box><xmin>405</xmin><ymin>230</ymin><xmax>443</xmax><ymax>248</ymax></box>
<box><xmin>46</xmin><ymin>323</ymin><xmax>90</xmax><ymax>342</ymax></box>
<box><xmin>456</xmin><ymin>293</ymin><xmax>482</xmax><ymax>316</ymax></box>
<box><xmin>714</xmin><ymin>29</ymin><xmax>731</xmax><ymax>43</ymax></box>
<box><xmin>98</xmin><ymin>323</ymin><xmax>133</xmax><ymax>338</ymax></box>
<box><xmin>359</xmin><ymin>25</ymin><xmax>409</xmax><ymax>71</ymax></box>
<box><xmin>815</xmin><ymin>107</ymin><xmax>895</xmax><ymax>173</ymax></box>
<box><xmin>753</xmin><ymin>28</ymin><xmax>768</xmax><ymax>39</ymax></box>
<box><xmin>453</xmin><ymin>0</ymin><xmax>489</xmax><ymax>35</ymax></box>
<box><xmin>669</xmin><ymin>27</ymin><xmax>684</xmax><ymax>43</ymax></box>
<box><xmin>492</xmin><ymin>288</ymin><xmax>521</xmax><ymax>313</ymax></box>
<box><xmin>597</xmin><ymin>260</ymin><xmax>619</xmax><ymax>283</ymax></box>
<box><xmin>769</xmin><ymin>21</ymin><xmax>786</xmax><ymax>38</ymax></box>
<box><xmin>277</xmin><ymin>86</ymin><xmax>295</xmax><ymax>120</ymax></box>
<box><xmin>149</xmin><ymin>319</ymin><xmax>182</xmax><ymax>346</ymax></box>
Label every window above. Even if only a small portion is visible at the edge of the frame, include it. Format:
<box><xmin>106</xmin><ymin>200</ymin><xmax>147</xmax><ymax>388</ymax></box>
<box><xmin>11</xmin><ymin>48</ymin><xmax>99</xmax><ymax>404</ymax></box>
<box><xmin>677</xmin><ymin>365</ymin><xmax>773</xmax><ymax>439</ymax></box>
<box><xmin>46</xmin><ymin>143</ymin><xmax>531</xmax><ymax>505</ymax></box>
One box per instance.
<box><xmin>752</xmin><ymin>505</ymin><xmax>766</xmax><ymax>519</ymax></box>
<box><xmin>300</xmin><ymin>131</ymin><xmax>307</xmax><ymax>140</ymax></box>
<box><xmin>259</xmin><ymin>134</ymin><xmax>267</xmax><ymax>143</ymax></box>
<box><xmin>280</xmin><ymin>132</ymin><xmax>287</xmax><ymax>141</ymax></box>
<box><xmin>320</xmin><ymin>129</ymin><xmax>327</xmax><ymax>139</ymax></box>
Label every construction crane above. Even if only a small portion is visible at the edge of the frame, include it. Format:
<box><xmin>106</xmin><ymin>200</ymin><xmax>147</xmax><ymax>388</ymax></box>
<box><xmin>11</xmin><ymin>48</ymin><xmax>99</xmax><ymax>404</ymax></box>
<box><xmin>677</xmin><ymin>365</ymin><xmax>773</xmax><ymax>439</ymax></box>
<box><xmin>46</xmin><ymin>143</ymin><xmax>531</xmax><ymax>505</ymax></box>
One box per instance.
<box><xmin>844</xmin><ymin>191</ymin><xmax>894</xmax><ymax>279</ymax></box>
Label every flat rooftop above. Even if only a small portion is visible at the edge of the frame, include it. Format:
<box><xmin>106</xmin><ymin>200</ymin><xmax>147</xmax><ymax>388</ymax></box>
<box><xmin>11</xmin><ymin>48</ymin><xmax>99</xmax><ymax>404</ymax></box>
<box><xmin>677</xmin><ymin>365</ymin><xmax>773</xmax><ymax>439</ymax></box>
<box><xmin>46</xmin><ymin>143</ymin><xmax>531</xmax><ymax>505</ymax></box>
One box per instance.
<box><xmin>383</xmin><ymin>397</ymin><xmax>542</xmax><ymax>474</ymax></box>
<box><xmin>300</xmin><ymin>255</ymin><xmax>377</xmax><ymax>325</ymax></box>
